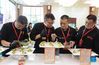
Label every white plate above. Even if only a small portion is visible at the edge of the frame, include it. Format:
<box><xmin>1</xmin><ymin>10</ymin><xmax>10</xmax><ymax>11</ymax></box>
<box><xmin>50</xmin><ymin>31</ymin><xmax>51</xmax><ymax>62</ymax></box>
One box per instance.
<box><xmin>39</xmin><ymin>42</ymin><xmax>64</xmax><ymax>48</ymax></box>
<box><xmin>69</xmin><ymin>49</ymin><xmax>98</xmax><ymax>56</ymax></box>
<box><xmin>7</xmin><ymin>48</ymin><xmax>35</xmax><ymax>55</ymax></box>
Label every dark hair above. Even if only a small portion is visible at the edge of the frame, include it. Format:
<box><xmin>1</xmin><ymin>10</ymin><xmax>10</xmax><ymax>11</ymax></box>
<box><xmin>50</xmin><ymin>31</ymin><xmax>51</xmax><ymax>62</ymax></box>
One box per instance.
<box><xmin>87</xmin><ymin>14</ymin><xmax>97</xmax><ymax>22</ymax></box>
<box><xmin>17</xmin><ymin>15</ymin><xmax>28</xmax><ymax>25</ymax></box>
<box><xmin>61</xmin><ymin>15</ymin><xmax>69</xmax><ymax>19</ymax></box>
<box><xmin>44</xmin><ymin>13</ymin><xmax>55</xmax><ymax>20</ymax></box>
<box><xmin>29</xmin><ymin>23</ymin><xmax>32</xmax><ymax>25</ymax></box>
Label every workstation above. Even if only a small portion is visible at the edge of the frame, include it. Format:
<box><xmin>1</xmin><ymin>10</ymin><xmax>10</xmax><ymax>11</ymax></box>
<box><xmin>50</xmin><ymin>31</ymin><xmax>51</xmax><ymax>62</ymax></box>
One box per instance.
<box><xmin>0</xmin><ymin>0</ymin><xmax>99</xmax><ymax>65</ymax></box>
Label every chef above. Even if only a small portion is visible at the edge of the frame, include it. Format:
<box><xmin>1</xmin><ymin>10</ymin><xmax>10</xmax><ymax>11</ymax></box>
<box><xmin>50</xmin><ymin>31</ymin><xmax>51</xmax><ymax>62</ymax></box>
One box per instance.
<box><xmin>55</xmin><ymin>15</ymin><xmax>77</xmax><ymax>53</ymax></box>
<box><xmin>76</xmin><ymin>14</ymin><xmax>99</xmax><ymax>54</ymax></box>
<box><xmin>30</xmin><ymin>13</ymin><xmax>55</xmax><ymax>53</ymax></box>
<box><xmin>0</xmin><ymin>15</ymin><xmax>28</xmax><ymax>47</ymax></box>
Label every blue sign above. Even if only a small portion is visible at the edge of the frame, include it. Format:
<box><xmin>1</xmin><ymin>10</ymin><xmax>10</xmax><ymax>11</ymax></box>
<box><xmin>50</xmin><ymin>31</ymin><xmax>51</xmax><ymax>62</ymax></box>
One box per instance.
<box><xmin>0</xmin><ymin>13</ymin><xmax>3</xmax><ymax>24</ymax></box>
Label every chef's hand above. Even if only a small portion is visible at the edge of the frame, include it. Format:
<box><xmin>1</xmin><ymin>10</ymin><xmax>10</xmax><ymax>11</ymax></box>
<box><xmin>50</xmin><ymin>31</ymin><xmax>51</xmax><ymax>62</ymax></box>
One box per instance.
<box><xmin>40</xmin><ymin>29</ymin><xmax>47</xmax><ymax>37</ymax></box>
<box><xmin>51</xmin><ymin>34</ymin><xmax>57</xmax><ymax>41</ymax></box>
<box><xmin>68</xmin><ymin>41</ymin><xmax>75</xmax><ymax>48</ymax></box>
<box><xmin>1</xmin><ymin>40</ymin><xmax>11</xmax><ymax>47</ymax></box>
<box><xmin>64</xmin><ymin>41</ymin><xmax>75</xmax><ymax>49</ymax></box>
<box><xmin>63</xmin><ymin>41</ymin><xmax>69</xmax><ymax>50</ymax></box>
<box><xmin>64</xmin><ymin>41</ymin><xmax>69</xmax><ymax>46</ymax></box>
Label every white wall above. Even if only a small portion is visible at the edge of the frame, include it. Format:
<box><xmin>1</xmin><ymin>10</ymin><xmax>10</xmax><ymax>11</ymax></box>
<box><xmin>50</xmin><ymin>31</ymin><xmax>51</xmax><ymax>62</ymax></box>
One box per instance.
<box><xmin>52</xmin><ymin>3</ymin><xmax>89</xmax><ymax>29</ymax></box>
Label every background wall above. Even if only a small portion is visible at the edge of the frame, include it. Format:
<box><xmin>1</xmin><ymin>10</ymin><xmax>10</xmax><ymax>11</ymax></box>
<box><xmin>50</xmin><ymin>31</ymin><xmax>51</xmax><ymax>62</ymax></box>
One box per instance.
<box><xmin>52</xmin><ymin>2</ymin><xmax>89</xmax><ymax>29</ymax></box>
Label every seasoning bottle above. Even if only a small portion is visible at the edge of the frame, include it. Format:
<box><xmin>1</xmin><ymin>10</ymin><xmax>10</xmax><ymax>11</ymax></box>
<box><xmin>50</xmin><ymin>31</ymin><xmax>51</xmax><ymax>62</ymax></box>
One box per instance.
<box><xmin>18</xmin><ymin>56</ymin><xmax>26</xmax><ymax>65</ymax></box>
